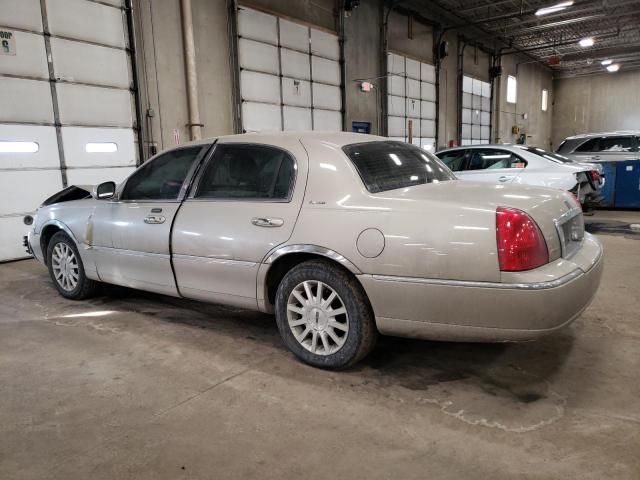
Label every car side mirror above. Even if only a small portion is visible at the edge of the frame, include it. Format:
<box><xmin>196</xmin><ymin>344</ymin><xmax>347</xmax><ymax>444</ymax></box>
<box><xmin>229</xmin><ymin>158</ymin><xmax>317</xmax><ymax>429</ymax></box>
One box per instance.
<box><xmin>94</xmin><ymin>181</ymin><xmax>116</xmax><ymax>200</ymax></box>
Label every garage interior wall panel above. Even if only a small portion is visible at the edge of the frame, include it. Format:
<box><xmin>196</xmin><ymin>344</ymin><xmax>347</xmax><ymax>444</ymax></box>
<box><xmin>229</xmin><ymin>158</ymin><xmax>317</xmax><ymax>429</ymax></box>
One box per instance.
<box><xmin>237</xmin><ymin>6</ymin><xmax>342</xmax><ymax>133</ymax></box>
<box><xmin>50</xmin><ymin>38</ymin><xmax>130</xmax><ymax>88</ymax></box>
<box><xmin>45</xmin><ymin>0</ymin><xmax>125</xmax><ymax>48</ymax></box>
<box><xmin>0</xmin><ymin>78</ymin><xmax>54</xmax><ymax>123</ymax></box>
<box><xmin>2</xmin><ymin>31</ymin><xmax>48</xmax><ymax>78</ymax></box>
<box><xmin>0</xmin><ymin>125</ymin><xmax>59</xmax><ymax>169</ymax></box>
<box><xmin>386</xmin><ymin>52</ymin><xmax>437</xmax><ymax>151</ymax></box>
<box><xmin>0</xmin><ymin>0</ymin><xmax>136</xmax><ymax>261</ymax></box>
<box><xmin>0</xmin><ymin>0</ymin><xmax>43</xmax><ymax>31</ymax></box>
<box><xmin>461</xmin><ymin>75</ymin><xmax>491</xmax><ymax>145</ymax></box>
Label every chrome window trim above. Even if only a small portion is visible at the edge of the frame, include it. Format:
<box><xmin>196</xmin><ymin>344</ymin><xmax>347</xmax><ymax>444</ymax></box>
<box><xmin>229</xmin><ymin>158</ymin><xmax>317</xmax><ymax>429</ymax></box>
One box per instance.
<box><xmin>187</xmin><ymin>142</ymin><xmax>298</xmax><ymax>203</ymax></box>
<box><xmin>172</xmin><ymin>253</ymin><xmax>257</xmax><ymax>268</ymax></box>
<box><xmin>88</xmin><ymin>245</ymin><xmax>170</xmax><ymax>259</ymax></box>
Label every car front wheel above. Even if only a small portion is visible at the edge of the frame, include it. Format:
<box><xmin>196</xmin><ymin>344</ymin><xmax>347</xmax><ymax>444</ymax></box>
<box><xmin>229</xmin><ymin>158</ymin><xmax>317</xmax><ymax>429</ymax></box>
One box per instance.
<box><xmin>275</xmin><ymin>259</ymin><xmax>377</xmax><ymax>369</ymax></box>
<box><xmin>47</xmin><ymin>231</ymin><xmax>98</xmax><ymax>300</ymax></box>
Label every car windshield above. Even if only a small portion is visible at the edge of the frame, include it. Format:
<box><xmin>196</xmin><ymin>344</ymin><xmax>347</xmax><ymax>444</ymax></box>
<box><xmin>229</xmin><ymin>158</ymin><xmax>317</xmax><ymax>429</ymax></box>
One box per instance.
<box><xmin>342</xmin><ymin>141</ymin><xmax>455</xmax><ymax>193</ymax></box>
<box><xmin>515</xmin><ymin>146</ymin><xmax>574</xmax><ymax>164</ymax></box>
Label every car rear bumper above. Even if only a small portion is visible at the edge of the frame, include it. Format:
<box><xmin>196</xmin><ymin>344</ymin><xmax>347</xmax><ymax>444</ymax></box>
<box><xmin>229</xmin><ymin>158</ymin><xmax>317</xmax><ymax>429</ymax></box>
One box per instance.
<box><xmin>359</xmin><ymin>233</ymin><xmax>603</xmax><ymax>342</ymax></box>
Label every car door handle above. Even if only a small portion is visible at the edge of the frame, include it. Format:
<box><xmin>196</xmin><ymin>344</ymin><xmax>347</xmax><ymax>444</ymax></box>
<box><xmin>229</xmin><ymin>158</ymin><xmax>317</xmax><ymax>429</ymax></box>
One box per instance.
<box><xmin>144</xmin><ymin>215</ymin><xmax>166</xmax><ymax>224</ymax></box>
<box><xmin>592</xmin><ymin>155</ymin><xmax>601</xmax><ymax>160</ymax></box>
<box><xmin>251</xmin><ymin>217</ymin><xmax>284</xmax><ymax>227</ymax></box>
<box><xmin>498</xmin><ymin>176</ymin><xmax>513</xmax><ymax>182</ymax></box>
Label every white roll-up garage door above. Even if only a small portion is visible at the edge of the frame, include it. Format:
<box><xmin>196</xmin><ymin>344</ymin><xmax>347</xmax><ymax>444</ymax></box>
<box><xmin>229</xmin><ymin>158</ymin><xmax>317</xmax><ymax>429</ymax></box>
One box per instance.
<box><xmin>461</xmin><ymin>75</ymin><xmax>491</xmax><ymax>146</ymax></box>
<box><xmin>237</xmin><ymin>6</ymin><xmax>342</xmax><ymax>133</ymax></box>
<box><xmin>0</xmin><ymin>0</ymin><xmax>137</xmax><ymax>261</ymax></box>
<box><xmin>386</xmin><ymin>52</ymin><xmax>436</xmax><ymax>152</ymax></box>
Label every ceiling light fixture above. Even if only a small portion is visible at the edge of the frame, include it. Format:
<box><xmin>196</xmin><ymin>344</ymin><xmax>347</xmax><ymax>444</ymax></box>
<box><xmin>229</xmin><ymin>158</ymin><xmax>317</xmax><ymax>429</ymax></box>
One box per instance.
<box><xmin>606</xmin><ymin>64</ymin><xmax>620</xmax><ymax>72</ymax></box>
<box><xmin>601</xmin><ymin>59</ymin><xmax>612</xmax><ymax>65</ymax></box>
<box><xmin>535</xmin><ymin>1</ymin><xmax>574</xmax><ymax>16</ymax></box>
<box><xmin>579</xmin><ymin>37</ymin><xmax>594</xmax><ymax>47</ymax></box>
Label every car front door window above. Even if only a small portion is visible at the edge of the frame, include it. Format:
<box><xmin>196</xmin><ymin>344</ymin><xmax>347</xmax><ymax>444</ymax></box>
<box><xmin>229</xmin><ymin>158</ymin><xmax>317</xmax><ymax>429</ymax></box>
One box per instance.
<box><xmin>121</xmin><ymin>146</ymin><xmax>204</xmax><ymax>201</ymax></box>
<box><xmin>469</xmin><ymin>149</ymin><xmax>525</xmax><ymax>170</ymax></box>
<box><xmin>437</xmin><ymin>150</ymin><xmax>468</xmax><ymax>172</ymax></box>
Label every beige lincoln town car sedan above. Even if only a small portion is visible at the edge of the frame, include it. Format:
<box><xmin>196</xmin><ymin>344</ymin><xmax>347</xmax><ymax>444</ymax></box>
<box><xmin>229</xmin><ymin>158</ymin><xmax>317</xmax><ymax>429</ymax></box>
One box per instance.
<box><xmin>26</xmin><ymin>132</ymin><xmax>603</xmax><ymax>368</ymax></box>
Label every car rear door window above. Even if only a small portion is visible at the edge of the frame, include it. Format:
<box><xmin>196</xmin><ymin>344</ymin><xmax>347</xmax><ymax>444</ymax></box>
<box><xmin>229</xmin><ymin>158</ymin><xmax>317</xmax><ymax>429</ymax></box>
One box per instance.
<box><xmin>194</xmin><ymin>144</ymin><xmax>295</xmax><ymax>200</ymax></box>
<box><xmin>598</xmin><ymin>136</ymin><xmax>634</xmax><ymax>152</ymax></box>
<box><xmin>121</xmin><ymin>146</ymin><xmax>204</xmax><ymax>201</ymax></box>
<box><xmin>436</xmin><ymin>150</ymin><xmax>468</xmax><ymax>171</ymax></box>
<box><xmin>468</xmin><ymin>149</ymin><xmax>526</xmax><ymax>170</ymax></box>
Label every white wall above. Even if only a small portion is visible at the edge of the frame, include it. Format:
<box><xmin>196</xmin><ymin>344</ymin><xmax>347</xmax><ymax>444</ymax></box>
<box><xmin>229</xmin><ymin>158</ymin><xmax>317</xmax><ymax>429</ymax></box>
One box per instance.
<box><xmin>552</xmin><ymin>70</ymin><xmax>640</xmax><ymax>148</ymax></box>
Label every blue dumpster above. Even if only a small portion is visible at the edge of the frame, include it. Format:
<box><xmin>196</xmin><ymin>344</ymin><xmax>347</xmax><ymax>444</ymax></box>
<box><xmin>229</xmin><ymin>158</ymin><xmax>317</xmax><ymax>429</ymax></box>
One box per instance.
<box><xmin>614</xmin><ymin>160</ymin><xmax>640</xmax><ymax>209</ymax></box>
<box><xmin>599</xmin><ymin>162</ymin><xmax>617</xmax><ymax>207</ymax></box>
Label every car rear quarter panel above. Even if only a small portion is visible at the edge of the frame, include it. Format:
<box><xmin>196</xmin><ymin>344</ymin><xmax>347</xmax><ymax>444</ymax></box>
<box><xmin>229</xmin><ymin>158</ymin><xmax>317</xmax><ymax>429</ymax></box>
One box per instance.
<box><xmin>291</xmin><ymin>139</ymin><xmax>502</xmax><ymax>282</ymax></box>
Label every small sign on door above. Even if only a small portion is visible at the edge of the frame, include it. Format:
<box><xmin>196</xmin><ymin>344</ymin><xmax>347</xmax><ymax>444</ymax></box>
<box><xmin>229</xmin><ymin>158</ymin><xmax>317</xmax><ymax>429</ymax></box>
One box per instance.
<box><xmin>0</xmin><ymin>30</ymin><xmax>16</xmax><ymax>56</ymax></box>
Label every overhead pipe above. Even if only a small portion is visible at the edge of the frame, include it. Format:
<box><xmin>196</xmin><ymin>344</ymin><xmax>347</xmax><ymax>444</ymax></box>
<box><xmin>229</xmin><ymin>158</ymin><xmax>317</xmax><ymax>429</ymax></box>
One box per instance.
<box><xmin>180</xmin><ymin>0</ymin><xmax>202</xmax><ymax>140</ymax></box>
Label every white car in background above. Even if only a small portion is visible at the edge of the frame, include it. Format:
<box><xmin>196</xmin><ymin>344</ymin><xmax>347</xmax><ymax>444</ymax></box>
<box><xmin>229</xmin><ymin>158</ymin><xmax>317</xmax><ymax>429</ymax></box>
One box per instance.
<box><xmin>436</xmin><ymin>144</ymin><xmax>604</xmax><ymax>210</ymax></box>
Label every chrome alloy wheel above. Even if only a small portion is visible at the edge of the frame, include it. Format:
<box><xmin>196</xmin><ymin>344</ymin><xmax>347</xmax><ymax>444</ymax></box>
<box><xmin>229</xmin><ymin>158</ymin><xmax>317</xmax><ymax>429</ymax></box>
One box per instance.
<box><xmin>51</xmin><ymin>242</ymin><xmax>79</xmax><ymax>291</ymax></box>
<box><xmin>286</xmin><ymin>280</ymin><xmax>349</xmax><ymax>356</ymax></box>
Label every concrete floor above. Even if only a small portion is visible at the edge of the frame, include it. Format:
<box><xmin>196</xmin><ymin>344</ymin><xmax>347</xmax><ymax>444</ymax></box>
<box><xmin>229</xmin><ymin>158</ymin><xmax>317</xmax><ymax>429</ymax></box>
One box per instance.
<box><xmin>1</xmin><ymin>211</ymin><xmax>639</xmax><ymax>479</ymax></box>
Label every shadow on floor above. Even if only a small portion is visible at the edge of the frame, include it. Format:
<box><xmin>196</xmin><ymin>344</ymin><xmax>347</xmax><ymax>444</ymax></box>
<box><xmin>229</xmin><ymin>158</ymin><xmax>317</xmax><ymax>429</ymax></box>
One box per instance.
<box><xmin>585</xmin><ymin>218</ymin><xmax>640</xmax><ymax>240</ymax></box>
<box><xmin>88</xmin><ymin>284</ymin><xmax>576</xmax><ymax>410</ymax></box>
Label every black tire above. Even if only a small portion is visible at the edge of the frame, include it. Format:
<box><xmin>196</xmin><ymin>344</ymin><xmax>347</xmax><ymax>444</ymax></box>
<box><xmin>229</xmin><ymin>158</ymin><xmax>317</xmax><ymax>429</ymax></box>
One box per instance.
<box><xmin>46</xmin><ymin>231</ymin><xmax>98</xmax><ymax>300</ymax></box>
<box><xmin>275</xmin><ymin>259</ymin><xmax>377</xmax><ymax>369</ymax></box>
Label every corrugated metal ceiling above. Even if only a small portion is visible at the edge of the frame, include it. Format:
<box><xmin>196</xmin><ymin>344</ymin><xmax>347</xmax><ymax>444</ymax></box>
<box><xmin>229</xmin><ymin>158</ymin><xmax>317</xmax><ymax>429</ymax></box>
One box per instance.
<box><xmin>402</xmin><ymin>0</ymin><xmax>640</xmax><ymax>77</ymax></box>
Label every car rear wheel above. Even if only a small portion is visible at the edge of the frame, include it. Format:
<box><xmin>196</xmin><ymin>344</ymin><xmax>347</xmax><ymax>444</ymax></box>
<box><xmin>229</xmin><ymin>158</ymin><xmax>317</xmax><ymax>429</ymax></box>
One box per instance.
<box><xmin>275</xmin><ymin>259</ymin><xmax>377</xmax><ymax>369</ymax></box>
<box><xmin>47</xmin><ymin>231</ymin><xmax>98</xmax><ymax>300</ymax></box>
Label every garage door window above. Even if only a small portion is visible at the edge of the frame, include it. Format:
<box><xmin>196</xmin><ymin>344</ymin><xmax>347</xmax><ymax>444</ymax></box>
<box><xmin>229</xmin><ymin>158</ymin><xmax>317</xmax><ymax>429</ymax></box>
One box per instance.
<box><xmin>195</xmin><ymin>144</ymin><xmax>295</xmax><ymax>200</ymax></box>
<box><xmin>461</xmin><ymin>75</ymin><xmax>491</xmax><ymax>146</ymax></box>
<box><xmin>121</xmin><ymin>146</ymin><xmax>203</xmax><ymax>201</ymax></box>
<box><xmin>0</xmin><ymin>141</ymin><xmax>39</xmax><ymax>153</ymax></box>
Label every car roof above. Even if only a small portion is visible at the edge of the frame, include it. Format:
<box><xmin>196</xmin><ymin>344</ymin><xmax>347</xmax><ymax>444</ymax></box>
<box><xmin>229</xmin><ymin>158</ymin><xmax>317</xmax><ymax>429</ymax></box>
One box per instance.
<box><xmin>563</xmin><ymin>131</ymin><xmax>640</xmax><ymax>140</ymax></box>
<box><xmin>181</xmin><ymin>131</ymin><xmax>388</xmax><ymax>149</ymax></box>
<box><xmin>436</xmin><ymin>144</ymin><xmax>531</xmax><ymax>154</ymax></box>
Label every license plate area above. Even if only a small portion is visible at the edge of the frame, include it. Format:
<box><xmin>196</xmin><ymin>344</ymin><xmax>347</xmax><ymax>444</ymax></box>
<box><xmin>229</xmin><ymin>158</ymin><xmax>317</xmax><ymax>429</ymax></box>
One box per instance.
<box><xmin>555</xmin><ymin>208</ymin><xmax>584</xmax><ymax>259</ymax></box>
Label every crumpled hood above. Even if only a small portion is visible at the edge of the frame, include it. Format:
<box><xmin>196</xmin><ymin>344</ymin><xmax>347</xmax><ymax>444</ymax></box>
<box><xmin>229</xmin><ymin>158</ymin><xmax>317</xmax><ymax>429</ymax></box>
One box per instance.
<box><xmin>41</xmin><ymin>185</ymin><xmax>93</xmax><ymax>207</ymax></box>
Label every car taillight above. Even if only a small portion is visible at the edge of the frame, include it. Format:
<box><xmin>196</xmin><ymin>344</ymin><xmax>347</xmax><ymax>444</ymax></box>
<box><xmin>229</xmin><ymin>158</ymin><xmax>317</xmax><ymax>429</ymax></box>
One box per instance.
<box><xmin>496</xmin><ymin>207</ymin><xmax>549</xmax><ymax>272</ymax></box>
<box><xmin>590</xmin><ymin>170</ymin><xmax>601</xmax><ymax>184</ymax></box>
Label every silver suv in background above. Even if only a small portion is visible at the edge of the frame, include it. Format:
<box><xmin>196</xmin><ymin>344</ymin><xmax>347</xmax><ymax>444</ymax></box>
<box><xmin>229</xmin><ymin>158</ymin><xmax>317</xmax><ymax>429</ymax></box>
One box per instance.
<box><xmin>557</xmin><ymin>132</ymin><xmax>640</xmax><ymax>163</ymax></box>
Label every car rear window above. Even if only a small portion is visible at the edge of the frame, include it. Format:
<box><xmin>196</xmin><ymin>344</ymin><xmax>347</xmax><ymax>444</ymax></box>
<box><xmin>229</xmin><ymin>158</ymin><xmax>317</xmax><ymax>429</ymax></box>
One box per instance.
<box><xmin>343</xmin><ymin>141</ymin><xmax>455</xmax><ymax>193</ymax></box>
<box><xmin>556</xmin><ymin>138</ymin><xmax>585</xmax><ymax>154</ymax></box>
<box><xmin>516</xmin><ymin>146</ymin><xmax>573</xmax><ymax>163</ymax></box>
